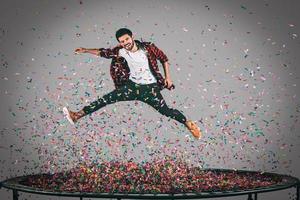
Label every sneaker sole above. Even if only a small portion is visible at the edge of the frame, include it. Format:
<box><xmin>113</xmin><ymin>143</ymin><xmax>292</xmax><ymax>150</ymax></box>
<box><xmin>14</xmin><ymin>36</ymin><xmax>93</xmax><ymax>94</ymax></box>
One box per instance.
<box><xmin>63</xmin><ymin>107</ymin><xmax>75</xmax><ymax>125</ymax></box>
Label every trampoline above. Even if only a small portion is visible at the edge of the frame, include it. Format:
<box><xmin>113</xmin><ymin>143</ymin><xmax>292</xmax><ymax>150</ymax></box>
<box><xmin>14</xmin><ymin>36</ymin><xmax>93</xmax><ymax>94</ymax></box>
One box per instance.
<box><xmin>1</xmin><ymin>161</ymin><xmax>299</xmax><ymax>200</ymax></box>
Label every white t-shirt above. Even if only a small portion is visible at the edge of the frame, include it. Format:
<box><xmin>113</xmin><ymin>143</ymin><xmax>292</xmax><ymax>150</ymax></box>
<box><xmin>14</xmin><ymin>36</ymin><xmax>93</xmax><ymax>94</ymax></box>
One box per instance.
<box><xmin>119</xmin><ymin>48</ymin><xmax>157</xmax><ymax>84</ymax></box>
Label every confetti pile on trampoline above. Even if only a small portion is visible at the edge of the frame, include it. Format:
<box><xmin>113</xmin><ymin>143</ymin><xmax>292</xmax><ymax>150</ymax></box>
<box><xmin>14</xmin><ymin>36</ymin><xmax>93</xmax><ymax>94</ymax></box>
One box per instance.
<box><xmin>14</xmin><ymin>159</ymin><xmax>295</xmax><ymax>193</ymax></box>
<box><xmin>1</xmin><ymin>159</ymin><xmax>299</xmax><ymax>200</ymax></box>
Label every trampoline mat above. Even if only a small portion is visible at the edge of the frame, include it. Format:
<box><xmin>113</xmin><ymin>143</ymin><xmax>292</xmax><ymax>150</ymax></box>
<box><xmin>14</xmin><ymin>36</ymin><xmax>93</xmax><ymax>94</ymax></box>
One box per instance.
<box><xmin>1</xmin><ymin>160</ymin><xmax>299</xmax><ymax>199</ymax></box>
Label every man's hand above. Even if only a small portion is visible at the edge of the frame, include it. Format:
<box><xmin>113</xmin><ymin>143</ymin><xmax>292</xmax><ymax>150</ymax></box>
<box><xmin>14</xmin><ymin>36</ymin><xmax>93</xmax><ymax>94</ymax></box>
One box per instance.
<box><xmin>164</xmin><ymin>77</ymin><xmax>174</xmax><ymax>90</ymax></box>
<box><xmin>162</xmin><ymin>62</ymin><xmax>174</xmax><ymax>90</ymax></box>
<box><xmin>75</xmin><ymin>47</ymin><xmax>86</xmax><ymax>54</ymax></box>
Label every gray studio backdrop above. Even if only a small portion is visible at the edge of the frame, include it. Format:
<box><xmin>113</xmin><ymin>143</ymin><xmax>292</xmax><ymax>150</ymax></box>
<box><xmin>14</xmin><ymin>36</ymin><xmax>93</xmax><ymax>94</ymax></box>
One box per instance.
<box><xmin>0</xmin><ymin>0</ymin><xmax>299</xmax><ymax>199</ymax></box>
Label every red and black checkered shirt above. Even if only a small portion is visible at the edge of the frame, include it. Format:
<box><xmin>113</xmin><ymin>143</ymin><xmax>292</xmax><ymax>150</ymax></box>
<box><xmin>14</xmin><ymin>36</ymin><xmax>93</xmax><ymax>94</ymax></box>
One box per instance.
<box><xmin>99</xmin><ymin>40</ymin><xmax>168</xmax><ymax>90</ymax></box>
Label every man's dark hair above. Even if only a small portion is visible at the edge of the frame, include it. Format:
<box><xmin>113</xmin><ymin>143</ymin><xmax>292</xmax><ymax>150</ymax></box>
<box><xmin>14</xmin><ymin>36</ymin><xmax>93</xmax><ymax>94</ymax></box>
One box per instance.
<box><xmin>115</xmin><ymin>28</ymin><xmax>133</xmax><ymax>41</ymax></box>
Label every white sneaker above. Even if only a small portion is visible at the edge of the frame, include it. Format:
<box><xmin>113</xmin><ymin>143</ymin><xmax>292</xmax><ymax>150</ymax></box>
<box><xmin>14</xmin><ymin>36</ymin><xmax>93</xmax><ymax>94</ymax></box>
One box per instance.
<box><xmin>63</xmin><ymin>107</ymin><xmax>75</xmax><ymax>125</ymax></box>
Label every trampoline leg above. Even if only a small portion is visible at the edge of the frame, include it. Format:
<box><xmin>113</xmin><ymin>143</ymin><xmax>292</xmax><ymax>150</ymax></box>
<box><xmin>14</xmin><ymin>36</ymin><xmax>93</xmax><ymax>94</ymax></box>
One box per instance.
<box><xmin>13</xmin><ymin>190</ymin><xmax>19</xmax><ymax>200</ymax></box>
<box><xmin>254</xmin><ymin>193</ymin><xmax>257</xmax><ymax>200</ymax></box>
<box><xmin>247</xmin><ymin>193</ymin><xmax>253</xmax><ymax>200</ymax></box>
<box><xmin>297</xmin><ymin>184</ymin><xmax>299</xmax><ymax>200</ymax></box>
<box><xmin>80</xmin><ymin>197</ymin><xmax>83</xmax><ymax>200</ymax></box>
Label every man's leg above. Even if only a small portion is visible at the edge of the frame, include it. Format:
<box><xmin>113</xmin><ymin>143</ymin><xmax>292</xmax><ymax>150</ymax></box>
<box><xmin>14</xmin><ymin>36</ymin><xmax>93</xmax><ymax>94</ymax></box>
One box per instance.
<box><xmin>139</xmin><ymin>87</ymin><xmax>187</xmax><ymax>124</ymax></box>
<box><xmin>138</xmin><ymin>86</ymin><xmax>202</xmax><ymax>138</ymax></box>
<box><xmin>64</xmin><ymin>84</ymin><xmax>137</xmax><ymax>124</ymax></box>
<box><xmin>83</xmin><ymin>87</ymin><xmax>136</xmax><ymax>115</ymax></box>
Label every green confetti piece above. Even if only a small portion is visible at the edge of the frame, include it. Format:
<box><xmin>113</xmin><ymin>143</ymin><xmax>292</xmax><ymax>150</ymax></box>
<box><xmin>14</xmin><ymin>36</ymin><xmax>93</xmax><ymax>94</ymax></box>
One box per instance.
<box><xmin>241</xmin><ymin>5</ymin><xmax>247</xmax><ymax>10</ymax></box>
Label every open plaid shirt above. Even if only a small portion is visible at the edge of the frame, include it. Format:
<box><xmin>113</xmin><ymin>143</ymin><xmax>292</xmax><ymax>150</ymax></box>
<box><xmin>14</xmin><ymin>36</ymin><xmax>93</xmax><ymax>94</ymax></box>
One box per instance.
<box><xmin>99</xmin><ymin>40</ymin><xmax>168</xmax><ymax>90</ymax></box>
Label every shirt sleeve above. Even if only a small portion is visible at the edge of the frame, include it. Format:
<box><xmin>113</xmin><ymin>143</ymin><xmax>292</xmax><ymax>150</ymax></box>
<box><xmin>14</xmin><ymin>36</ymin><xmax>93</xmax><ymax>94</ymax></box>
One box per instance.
<box><xmin>98</xmin><ymin>47</ymin><xmax>118</xmax><ymax>59</ymax></box>
<box><xmin>150</xmin><ymin>43</ymin><xmax>169</xmax><ymax>64</ymax></box>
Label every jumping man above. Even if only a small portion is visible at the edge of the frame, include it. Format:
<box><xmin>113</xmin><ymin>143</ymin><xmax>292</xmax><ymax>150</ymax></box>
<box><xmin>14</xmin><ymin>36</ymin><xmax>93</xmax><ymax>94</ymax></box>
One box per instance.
<box><xmin>63</xmin><ymin>28</ymin><xmax>202</xmax><ymax>139</ymax></box>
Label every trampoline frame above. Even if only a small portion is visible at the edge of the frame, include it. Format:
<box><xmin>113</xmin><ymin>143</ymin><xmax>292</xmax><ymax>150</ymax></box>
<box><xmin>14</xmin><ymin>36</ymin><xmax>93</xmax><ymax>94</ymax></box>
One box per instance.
<box><xmin>1</xmin><ymin>169</ymin><xmax>299</xmax><ymax>200</ymax></box>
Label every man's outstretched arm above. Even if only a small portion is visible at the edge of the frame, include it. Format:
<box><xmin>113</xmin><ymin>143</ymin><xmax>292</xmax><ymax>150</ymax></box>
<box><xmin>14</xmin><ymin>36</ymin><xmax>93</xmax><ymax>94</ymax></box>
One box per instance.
<box><xmin>75</xmin><ymin>47</ymin><xmax>120</xmax><ymax>59</ymax></box>
<box><xmin>75</xmin><ymin>47</ymin><xmax>101</xmax><ymax>56</ymax></box>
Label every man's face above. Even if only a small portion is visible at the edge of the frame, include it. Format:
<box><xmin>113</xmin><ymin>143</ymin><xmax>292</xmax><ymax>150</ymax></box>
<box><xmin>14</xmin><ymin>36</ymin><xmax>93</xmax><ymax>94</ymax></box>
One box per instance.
<box><xmin>118</xmin><ymin>34</ymin><xmax>134</xmax><ymax>51</ymax></box>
